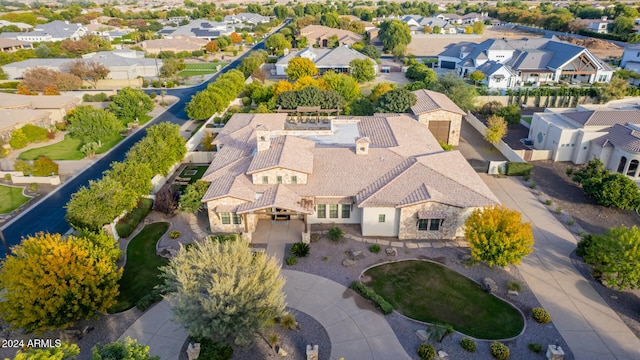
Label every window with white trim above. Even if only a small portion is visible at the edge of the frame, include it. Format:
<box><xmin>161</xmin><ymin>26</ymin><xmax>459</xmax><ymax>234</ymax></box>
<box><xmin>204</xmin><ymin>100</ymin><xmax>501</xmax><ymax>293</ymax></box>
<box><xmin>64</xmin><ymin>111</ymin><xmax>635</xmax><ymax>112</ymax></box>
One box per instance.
<box><xmin>221</xmin><ymin>213</ymin><xmax>231</xmax><ymax>224</ymax></box>
<box><xmin>341</xmin><ymin>204</ymin><xmax>351</xmax><ymax>218</ymax></box>
<box><xmin>317</xmin><ymin>204</ymin><xmax>326</xmax><ymax>218</ymax></box>
<box><xmin>329</xmin><ymin>204</ymin><xmax>338</xmax><ymax>218</ymax></box>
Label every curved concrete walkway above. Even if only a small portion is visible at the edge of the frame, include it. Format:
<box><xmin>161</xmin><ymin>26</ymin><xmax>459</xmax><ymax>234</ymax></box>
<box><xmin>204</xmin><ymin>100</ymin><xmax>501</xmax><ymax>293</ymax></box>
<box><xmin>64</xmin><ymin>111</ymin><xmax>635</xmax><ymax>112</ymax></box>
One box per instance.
<box><xmin>118</xmin><ymin>270</ymin><xmax>411</xmax><ymax>360</ymax></box>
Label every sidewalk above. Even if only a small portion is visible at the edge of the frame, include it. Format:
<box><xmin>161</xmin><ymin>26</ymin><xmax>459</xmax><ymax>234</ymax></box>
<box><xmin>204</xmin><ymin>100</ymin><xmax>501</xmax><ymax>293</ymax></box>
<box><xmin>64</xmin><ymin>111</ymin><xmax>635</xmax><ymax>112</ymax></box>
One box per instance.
<box><xmin>482</xmin><ymin>174</ymin><xmax>640</xmax><ymax>360</ymax></box>
<box><xmin>118</xmin><ymin>270</ymin><xmax>411</xmax><ymax>360</ymax></box>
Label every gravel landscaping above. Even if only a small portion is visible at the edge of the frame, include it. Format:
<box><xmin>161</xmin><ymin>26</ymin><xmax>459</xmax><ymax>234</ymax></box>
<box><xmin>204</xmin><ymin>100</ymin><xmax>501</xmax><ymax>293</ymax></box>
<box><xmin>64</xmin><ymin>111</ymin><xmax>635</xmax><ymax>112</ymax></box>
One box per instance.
<box><xmin>284</xmin><ymin>225</ymin><xmax>573</xmax><ymax>360</ymax></box>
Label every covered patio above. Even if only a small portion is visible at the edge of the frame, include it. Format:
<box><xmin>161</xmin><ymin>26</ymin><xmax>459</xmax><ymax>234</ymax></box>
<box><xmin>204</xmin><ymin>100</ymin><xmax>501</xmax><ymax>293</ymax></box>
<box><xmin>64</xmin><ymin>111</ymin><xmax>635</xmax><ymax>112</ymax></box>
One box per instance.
<box><xmin>252</xmin><ymin>219</ymin><xmax>305</xmax><ymax>261</ymax></box>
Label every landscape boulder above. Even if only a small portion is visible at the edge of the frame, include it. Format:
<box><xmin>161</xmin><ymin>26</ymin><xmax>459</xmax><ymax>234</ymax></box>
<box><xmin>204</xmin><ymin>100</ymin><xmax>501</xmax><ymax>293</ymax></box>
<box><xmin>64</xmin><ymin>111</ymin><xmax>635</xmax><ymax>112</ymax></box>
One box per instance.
<box><xmin>482</xmin><ymin>277</ymin><xmax>498</xmax><ymax>293</ymax></box>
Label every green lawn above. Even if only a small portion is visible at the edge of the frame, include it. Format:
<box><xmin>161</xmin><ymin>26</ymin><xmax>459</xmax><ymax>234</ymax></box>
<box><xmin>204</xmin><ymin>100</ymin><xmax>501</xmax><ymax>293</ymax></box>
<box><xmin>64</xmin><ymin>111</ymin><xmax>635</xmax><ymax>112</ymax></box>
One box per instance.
<box><xmin>521</xmin><ymin>116</ymin><xmax>532</xmax><ymax>124</ymax></box>
<box><xmin>0</xmin><ymin>185</ymin><xmax>30</xmax><ymax>214</ymax></box>
<box><xmin>111</xmin><ymin>222</ymin><xmax>170</xmax><ymax>312</ymax></box>
<box><xmin>178</xmin><ymin>62</ymin><xmax>228</xmax><ymax>77</ymax></box>
<box><xmin>364</xmin><ymin>260</ymin><xmax>524</xmax><ymax>339</ymax></box>
<box><xmin>179</xmin><ymin>165</ymin><xmax>208</xmax><ymax>184</ymax></box>
<box><xmin>18</xmin><ymin>134</ymin><xmax>124</xmax><ymax>160</ymax></box>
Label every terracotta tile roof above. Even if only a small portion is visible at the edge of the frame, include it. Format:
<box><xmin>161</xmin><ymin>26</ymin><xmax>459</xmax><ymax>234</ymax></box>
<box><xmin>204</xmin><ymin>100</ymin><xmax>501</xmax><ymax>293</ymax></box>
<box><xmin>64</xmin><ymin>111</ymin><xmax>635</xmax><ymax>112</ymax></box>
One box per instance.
<box><xmin>247</xmin><ymin>135</ymin><xmax>315</xmax><ymax>174</ymax></box>
<box><xmin>564</xmin><ymin>110</ymin><xmax>640</xmax><ymax>127</ymax></box>
<box><xmin>236</xmin><ymin>184</ymin><xmax>313</xmax><ymax>214</ymax></box>
<box><xmin>411</xmin><ymin>89</ymin><xmax>466</xmax><ymax>116</ymax></box>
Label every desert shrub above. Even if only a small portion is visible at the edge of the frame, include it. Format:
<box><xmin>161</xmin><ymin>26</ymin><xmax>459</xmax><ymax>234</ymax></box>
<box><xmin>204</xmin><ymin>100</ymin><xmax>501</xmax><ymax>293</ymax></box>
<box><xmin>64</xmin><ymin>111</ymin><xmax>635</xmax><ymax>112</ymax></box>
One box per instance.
<box><xmin>279</xmin><ymin>312</ymin><xmax>298</xmax><ymax>330</ymax></box>
<box><xmin>532</xmin><ymin>307</ymin><xmax>551</xmax><ymax>324</ymax></box>
<box><xmin>460</xmin><ymin>338</ymin><xmax>477</xmax><ymax>352</ymax></box>
<box><xmin>9</xmin><ymin>129</ymin><xmax>28</xmax><ymax>149</ymax></box>
<box><xmin>290</xmin><ymin>242</ymin><xmax>310</xmax><ymax>257</ymax></box>
<box><xmin>310</xmin><ymin>233</ymin><xmax>320</xmax><ymax>242</ymax></box>
<box><xmin>28</xmin><ymin>182</ymin><xmax>39</xmax><ymax>192</ymax></box>
<box><xmin>149</xmin><ymin>92</ymin><xmax>157</xmax><ymax>99</ymax></box>
<box><xmin>528</xmin><ymin>343</ymin><xmax>543</xmax><ymax>353</ymax></box>
<box><xmin>545</xmin><ymin>199</ymin><xmax>552</xmax><ymax>205</ymax></box>
<box><xmin>479</xmin><ymin>100</ymin><xmax>503</xmax><ymax>115</ymax></box>
<box><xmin>490</xmin><ymin>342</ymin><xmax>510</xmax><ymax>360</ymax></box>
<box><xmin>506</xmin><ymin>162</ymin><xmax>533</xmax><ymax>176</ymax></box>
<box><xmin>349</xmin><ymin>281</ymin><xmax>393</xmax><ymax>315</ymax></box>
<box><xmin>327</xmin><ymin>226</ymin><xmax>344</xmax><ymax>242</ymax></box>
<box><xmin>417</xmin><ymin>344</ymin><xmax>436</xmax><ymax>360</ymax></box>
<box><xmin>83</xmin><ymin>93</ymin><xmax>109</xmax><ymax>102</ymax></box>
<box><xmin>507</xmin><ymin>281</ymin><xmax>522</xmax><ymax>292</ymax></box>
<box><xmin>286</xmin><ymin>256</ymin><xmax>298</xmax><ymax>266</ymax></box>
<box><xmin>368</xmin><ymin>244</ymin><xmax>381</xmax><ymax>253</ymax></box>
<box><xmin>196</xmin><ymin>338</ymin><xmax>233</xmax><ymax>360</ymax></box>
<box><xmin>169</xmin><ymin>230</ymin><xmax>181</xmax><ymax>239</ymax></box>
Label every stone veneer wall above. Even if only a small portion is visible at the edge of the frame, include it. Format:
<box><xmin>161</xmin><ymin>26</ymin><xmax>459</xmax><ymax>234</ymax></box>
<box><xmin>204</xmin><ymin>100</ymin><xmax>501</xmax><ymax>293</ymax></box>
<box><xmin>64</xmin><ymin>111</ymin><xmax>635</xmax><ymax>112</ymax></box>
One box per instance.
<box><xmin>417</xmin><ymin>110</ymin><xmax>462</xmax><ymax>146</ymax></box>
<box><xmin>207</xmin><ymin>197</ymin><xmax>252</xmax><ymax>233</ymax></box>
<box><xmin>398</xmin><ymin>202</ymin><xmax>477</xmax><ymax>240</ymax></box>
<box><xmin>251</xmin><ymin>168</ymin><xmax>308</xmax><ymax>185</ymax></box>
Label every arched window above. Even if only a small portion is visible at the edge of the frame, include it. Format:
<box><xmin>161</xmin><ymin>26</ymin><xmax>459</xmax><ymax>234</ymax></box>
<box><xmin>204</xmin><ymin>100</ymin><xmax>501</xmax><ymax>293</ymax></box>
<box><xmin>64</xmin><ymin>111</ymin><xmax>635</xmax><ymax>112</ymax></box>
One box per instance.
<box><xmin>627</xmin><ymin>160</ymin><xmax>639</xmax><ymax>177</ymax></box>
<box><xmin>617</xmin><ymin>156</ymin><xmax>627</xmax><ymax>173</ymax></box>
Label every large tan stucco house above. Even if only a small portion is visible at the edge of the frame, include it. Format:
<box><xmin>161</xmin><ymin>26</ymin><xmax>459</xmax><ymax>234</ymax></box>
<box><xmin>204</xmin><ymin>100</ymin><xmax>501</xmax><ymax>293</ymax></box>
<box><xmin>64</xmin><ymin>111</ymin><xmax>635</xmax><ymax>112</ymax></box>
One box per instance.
<box><xmin>411</xmin><ymin>89</ymin><xmax>466</xmax><ymax>146</ymax></box>
<box><xmin>200</xmin><ymin>113</ymin><xmax>498</xmax><ymax>242</ymax></box>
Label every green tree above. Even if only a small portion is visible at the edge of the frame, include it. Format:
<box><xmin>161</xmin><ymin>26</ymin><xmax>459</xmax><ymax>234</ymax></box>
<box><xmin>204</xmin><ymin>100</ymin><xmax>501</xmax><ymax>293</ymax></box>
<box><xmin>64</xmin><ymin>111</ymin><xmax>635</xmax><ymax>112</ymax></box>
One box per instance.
<box><xmin>297</xmin><ymin>36</ymin><xmax>308</xmax><ymax>49</ymax></box>
<box><xmin>497</xmin><ymin>104</ymin><xmax>521</xmax><ymax>125</ymax></box>
<box><xmin>285</xmin><ymin>57</ymin><xmax>318</xmax><ymax>80</ymax></box>
<box><xmin>484</xmin><ymin>115</ymin><xmax>507</xmax><ymax>144</ymax></box>
<box><xmin>107</xmin><ymin>87</ymin><xmax>154</xmax><ymax>124</ymax></box>
<box><xmin>0</xmin><ymin>232</ymin><xmax>121</xmax><ymax>332</ymax></box>
<box><xmin>349</xmin><ymin>58</ymin><xmax>375</xmax><ymax>83</ymax></box>
<box><xmin>179</xmin><ymin>180</ymin><xmax>209</xmax><ymax>213</ymax></box>
<box><xmin>326</xmin><ymin>34</ymin><xmax>339</xmax><ymax>48</ymax></box>
<box><xmin>369</xmin><ymin>82</ymin><xmax>395</xmax><ymax>103</ymax></box>
<box><xmin>265</xmin><ymin>33</ymin><xmax>291</xmax><ymax>55</ymax></box>
<box><xmin>464</xmin><ymin>25</ymin><xmax>473</xmax><ymax>34</ymax></box>
<box><xmin>186</xmin><ymin>90</ymin><xmax>225</xmax><ymax>120</ymax></box>
<box><xmin>11</xmin><ymin>342</ymin><xmax>79</xmax><ymax>360</ymax></box>
<box><xmin>32</xmin><ymin>156</ymin><xmax>58</xmax><ymax>176</ymax></box>
<box><xmin>391</xmin><ymin>44</ymin><xmax>407</xmax><ymax>60</ymax></box>
<box><xmin>469</xmin><ymin>70</ymin><xmax>485</xmax><ymax>85</ymax></box>
<box><xmin>67</xmin><ymin>105</ymin><xmax>124</xmax><ymax>142</ymax></box>
<box><xmin>568</xmin><ymin>158</ymin><xmax>640</xmax><ymax>209</ymax></box>
<box><xmin>347</xmin><ymin>97</ymin><xmax>374</xmax><ymax>116</ymax></box>
<box><xmin>432</xmin><ymin>25</ymin><xmax>441</xmax><ymax>34</ymax></box>
<box><xmin>322</xmin><ymin>71</ymin><xmax>361</xmax><ymax>102</ymax></box>
<box><xmin>66</xmin><ymin>177</ymin><xmax>134</xmax><ymax>231</ymax></box>
<box><xmin>375</xmin><ymin>88</ymin><xmax>417</xmax><ymax>113</ymax></box>
<box><xmin>472</xmin><ymin>21</ymin><xmax>485</xmax><ymax>34</ymax></box>
<box><xmin>159</xmin><ymin>57</ymin><xmax>185</xmax><ymax>78</ymax></box>
<box><xmin>432</xmin><ymin>73</ymin><xmax>477</xmax><ymax>111</ymax></box>
<box><xmin>160</xmin><ymin>239</ymin><xmax>286</xmax><ymax>347</ymax></box>
<box><xmin>405</xmin><ymin>63</ymin><xmax>437</xmax><ymax>85</ymax></box>
<box><xmin>465</xmin><ymin>205</ymin><xmax>534</xmax><ymax>267</ymax></box>
<box><xmin>578</xmin><ymin>226</ymin><xmax>640</xmax><ymax>290</ymax></box>
<box><xmin>378</xmin><ymin>20</ymin><xmax>412</xmax><ymax>52</ymax></box>
<box><xmin>597</xmin><ymin>77</ymin><xmax>628</xmax><ymax>104</ymax></box>
<box><xmin>103</xmin><ymin>160</ymin><xmax>153</xmax><ymax>202</ymax></box>
<box><xmin>610</xmin><ymin>16</ymin><xmax>634</xmax><ymax>35</ymax></box>
<box><xmin>360</xmin><ymin>45</ymin><xmax>381</xmax><ymax>59</ymax></box>
<box><xmin>92</xmin><ymin>337</ymin><xmax>159</xmax><ymax>360</ymax></box>
<box><xmin>239</xmin><ymin>50</ymin><xmax>268</xmax><ymax>76</ymax></box>
<box><xmin>9</xmin><ymin>128</ymin><xmax>28</xmax><ymax>149</ymax></box>
<box><xmin>126</xmin><ymin>123</ymin><xmax>186</xmax><ymax>176</ymax></box>
<box><xmin>65</xmin><ymin>60</ymin><xmax>110</xmax><ymax>89</ymax></box>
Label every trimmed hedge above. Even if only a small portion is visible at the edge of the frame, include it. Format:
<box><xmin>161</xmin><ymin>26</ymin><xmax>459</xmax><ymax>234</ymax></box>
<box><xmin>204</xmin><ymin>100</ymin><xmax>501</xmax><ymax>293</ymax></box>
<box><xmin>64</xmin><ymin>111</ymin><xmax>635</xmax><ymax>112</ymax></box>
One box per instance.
<box><xmin>116</xmin><ymin>198</ymin><xmax>154</xmax><ymax>238</ymax></box>
<box><xmin>136</xmin><ymin>288</ymin><xmax>163</xmax><ymax>311</ymax></box>
<box><xmin>490</xmin><ymin>341</ymin><xmax>510</xmax><ymax>360</ymax></box>
<box><xmin>417</xmin><ymin>344</ymin><xmax>436</xmax><ymax>360</ymax></box>
<box><xmin>506</xmin><ymin>162</ymin><xmax>533</xmax><ymax>176</ymax></box>
<box><xmin>460</xmin><ymin>337</ymin><xmax>477</xmax><ymax>352</ymax></box>
<box><xmin>350</xmin><ymin>281</ymin><xmax>393</xmax><ymax>315</ymax></box>
<box><xmin>532</xmin><ymin>307</ymin><xmax>551</xmax><ymax>324</ymax></box>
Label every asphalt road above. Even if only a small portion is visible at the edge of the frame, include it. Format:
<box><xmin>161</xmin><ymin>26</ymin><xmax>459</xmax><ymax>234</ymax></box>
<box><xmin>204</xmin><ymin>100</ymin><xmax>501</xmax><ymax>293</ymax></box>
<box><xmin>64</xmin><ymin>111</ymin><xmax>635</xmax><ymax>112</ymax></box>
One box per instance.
<box><xmin>0</xmin><ymin>37</ymin><xmax>273</xmax><ymax>256</ymax></box>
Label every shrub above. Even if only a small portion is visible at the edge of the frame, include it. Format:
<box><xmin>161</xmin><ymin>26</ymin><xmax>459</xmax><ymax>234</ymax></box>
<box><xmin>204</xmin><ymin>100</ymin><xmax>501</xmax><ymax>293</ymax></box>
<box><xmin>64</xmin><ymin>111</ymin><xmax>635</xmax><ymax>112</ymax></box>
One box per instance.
<box><xmin>567</xmin><ymin>219</ymin><xmax>575</xmax><ymax>226</ymax></box>
<box><xmin>460</xmin><ymin>338</ymin><xmax>477</xmax><ymax>352</ymax></box>
<box><xmin>28</xmin><ymin>182</ymin><xmax>39</xmax><ymax>192</ymax></box>
<box><xmin>555</xmin><ymin>206</ymin><xmax>562</xmax><ymax>214</ymax></box>
<box><xmin>528</xmin><ymin>343</ymin><xmax>543</xmax><ymax>354</ymax></box>
<box><xmin>327</xmin><ymin>226</ymin><xmax>344</xmax><ymax>242</ymax></box>
<box><xmin>349</xmin><ymin>281</ymin><xmax>393</xmax><ymax>315</ymax></box>
<box><xmin>545</xmin><ymin>199</ymin><xmax>552</xmax><ymax>205</ymax></box>
<box><xmin>21</xmin><ymin>124</ymin><xmax>49</xmax><ymax>143</ymax></box>
<box><xmin>3</xmin><ymin>174</ymin><xmax>11</xmax><ymax>181</ymax></box>
<box><xmin>83</xmin><ymin>93</ymin><xmax>109</xmax><ymax>102</ymax></box>
<box><xmin>196</xmin><ymin>338</ymin><xmax>233</xmax><ymax>360</ymax></box>
<box><xmin>528</xmin><ymin>182</ymin><xmax>536</xmax><ymax>189</ymax></box>
<box><xmin>136</xmin><ymin>288</ymin><xmax>163</xmax><ymax>311</ymax></box>
<box><xmin>267</xmin><ymin>333</ymin><xmax>279</xmax><ymax>348</ymax></box>
<box><xmin>417</xmin><ymin>344</ymin><xmax>436</xmax><ymax>360</ymax></box>
<box><xmin>286</xmin><ymin>256</ymin><xmax>298</xmax><ymax>266</ymax></box>
<box><xmin>279</xmin><ymin>312</ymin><xmax>298</xmax><ymax>330</ymax></box>
<box><xmin>55</xmin><ymin>122</ymin><xmax>67</xmax><ymax>131</ymax></box>
<box><xmin>115</xmin><ymin>198</ymin><xmax>154</xmax><ymax>238</ymax></box>
<box><xmin>532</xmin><ymin>307</ymin><xmax>551</xmax><ymax>324</ymax></box>
<box><xmin>506</xmin><ymin>162</ymin><xmax>533</xmax><ymax>176</ymax></box>
<box><xmin>9</xmin><ymin>129</ymin><xmax>28</xmax><ymax>149</ymax></box>
<box><xmin>32</xmin><ymin>156</ymin><xmax>58</xmax><ymax>176</ymax></box>
<box><xmin>576</xmin><ymin>233</ymin><xmax>594</xmax><ymax>257</ymax></box>
<box><xmin>290</xmin><ymin>242</ymin><xmax>310</xmax><ymax>257</ymax></box>
<box><xmin>149</xmin><ymin>92</ymin><xmax>157</xmax><ymax>99</ymax></box>
<box><xmin>242</xmin><ymin>96</ymin><xmax>252</xmax><ymax>106</ymax></box>
<box><xmin>14</xmin><ymin>159</ymin><xmax>32</xmax><ymax>175</ymax></box>
<box><xmin>169</xmin><ymin>230</ymin><xmax>181</xmax><ymax>239</ymax></box>
<box><xmin>310</xmin><ymin>233</ymin><xmax>320</xmax><ymax>242</ymax></box>
<box><xmin>438</xmin><ymin>140</ymin><xmax>453</xmax><ymax>151</ymax></box>
<box><xmin>368</xmin><ymin>244</ymin><xmax>381</xmax><ymax>253</ymax></box>
<box><xmin>192</xmin><ymin>50</ymin><xmax>204</xmax><ymax>57</ymax></box>
<box><xmin>490</xmin><ymin>342</ymin><xmax>510</xmax><ymax>360</ymax></box>
<box><xmin>46</xmin><ymin>131</ymin><xmax>55</xmax><ymax>139</ymax></box>
<box><xmin>506</xmin><ymin>281</ymin><xmax>522</xmax><ymax>292</ymax></box>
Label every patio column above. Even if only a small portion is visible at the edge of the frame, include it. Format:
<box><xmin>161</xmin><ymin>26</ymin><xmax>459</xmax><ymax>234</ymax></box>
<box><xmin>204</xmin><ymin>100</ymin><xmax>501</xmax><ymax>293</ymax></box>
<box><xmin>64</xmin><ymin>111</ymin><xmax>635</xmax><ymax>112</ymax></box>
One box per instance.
<box><xmin>243</xmin><ymin>214</ymin><xmax>249</xmax><ymax>233</ymax></box>
<box><xmin>304</xmin><ymin>214</ymin><xmax>309</xmax><ymax>232</ymax></box>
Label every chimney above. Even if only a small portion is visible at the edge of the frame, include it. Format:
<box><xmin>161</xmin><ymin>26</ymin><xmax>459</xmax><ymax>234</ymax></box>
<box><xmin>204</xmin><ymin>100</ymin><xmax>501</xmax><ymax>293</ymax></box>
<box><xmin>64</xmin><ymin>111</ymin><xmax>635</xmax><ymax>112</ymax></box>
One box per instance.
<box><xmin>355</xmin><ymin>137</ymin><xmax>370</xmax><ymax>155</ymax></box>
<box><xmin>256</xmin><ymin>125</ymin><xmax>270</xmax><ymax>151</ymax></box>
<box><xmin>602</xmin><ymin>16</ymin><xmax>608</xmax><ymax>21</ymax></box>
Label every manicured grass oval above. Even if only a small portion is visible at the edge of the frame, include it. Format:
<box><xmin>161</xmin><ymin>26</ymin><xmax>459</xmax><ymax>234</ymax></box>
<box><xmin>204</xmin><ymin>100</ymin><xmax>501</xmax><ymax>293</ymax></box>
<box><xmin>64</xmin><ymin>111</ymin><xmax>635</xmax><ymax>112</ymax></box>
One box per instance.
<box><xmin>0</xmin><ymin>184</ymin><xmax>29</xmax><ymax>214</ymax></box>
<box><xmin>364</xmin><ymin>260</ymin><xmax>524</xmax><ymax>339</ymax></box>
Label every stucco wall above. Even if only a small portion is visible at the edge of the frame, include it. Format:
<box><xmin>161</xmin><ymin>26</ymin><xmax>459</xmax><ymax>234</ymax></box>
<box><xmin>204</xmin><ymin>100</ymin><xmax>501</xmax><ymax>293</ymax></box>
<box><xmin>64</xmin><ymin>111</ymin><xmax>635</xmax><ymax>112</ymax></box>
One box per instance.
<box><xmin>416</xmin><ymin>110</ymin><xmax>462</xmax><ymax>146</ymax></box>
<box><xmin>361</xmin><ymin>207</ymin><xmax>399</xmax><ymax>237</ymax></box>
<box><xmin>307</xmin><ymin>201</ymin><xmax>360</xmax><ymax>225</ymax></box>
<box><xmin>206</xmin><ymin>197</ymin><xmax>249</xmax><ymax>233</ymax></box>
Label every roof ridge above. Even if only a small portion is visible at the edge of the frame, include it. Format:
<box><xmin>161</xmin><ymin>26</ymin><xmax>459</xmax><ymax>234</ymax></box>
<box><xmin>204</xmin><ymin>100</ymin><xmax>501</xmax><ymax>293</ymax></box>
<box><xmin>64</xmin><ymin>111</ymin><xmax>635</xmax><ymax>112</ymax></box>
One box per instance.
<box><xmin>356</xmin><ymin>157</ymin><xmax>417</xmax><ymax>205</ymax></box>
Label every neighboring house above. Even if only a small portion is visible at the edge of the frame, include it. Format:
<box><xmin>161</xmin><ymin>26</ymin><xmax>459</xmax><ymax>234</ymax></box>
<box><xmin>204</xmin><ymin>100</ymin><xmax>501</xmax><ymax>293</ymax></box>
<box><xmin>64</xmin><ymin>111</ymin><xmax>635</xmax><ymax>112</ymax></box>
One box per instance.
<box><xmin>200</xmin><ymin>113</ymin><xmax>499</xmax><ymax>241</ymax></box>
<box><xmin>621</xmin><ymin>44</ymin><xmax>640</xmax><ymax>73</ymax></box>
<box><xmin>2</xmin><ymin>49</ymin><xmax>161</xmax><ymax>80</ymax></box>
<box><xmin>0</xmin><ymin>93</ymin><xmax>80</xmax><ymax>140</ymax></box>
<box><xmin>460</xmin><ymin>12</ymin><xmax>491</xmax><ymax>25</ymax></box>
<box><xmin>140</xmin><ymin>35</ymin><xmax>207</xmax><ymax>54</ymax></box>
<box><xmin>528</xmin><ymin>107</ymin><xmax>640</xmax><ymax>179</ymax></box>
<box><xmin>339</xmin><ymin>15</ymin><xmax>376</xmax><ymax>31</ymax></box>
<box><xmin>223</xmin><ymin>13</ymin><xmax>270</xmax><ymax>25</ymax></box>
<box><xmin>438</xmin><ymin>37</ymin><xmax>613</xmax><ymax>89</ymax></box>
<box><xmin>0</xmin><ymin>20</ymin><xmax>33</xmax><ymax>32</ymax></box>
<box><xmin>588</xmin><ymin>17</ymin><xmax>610</xmax><ymax>33</ymax></box>
<box><xmin>85</xmin><ymin>20</ymin><xmax>132</xmax><ymax>41</ymax></box>
<box><xmin>0</xmin><ymin>38</ymin><xmax>31</xmax><ymax>53</ymax></box>
<box><xmin>299</xmin><ymin>25</ymin><xmax>362</xmax><ymax>48</ymax></box>
<box><xmin>275</xmin><ymin>46</ymin><xmax>377</xmax><ymax>76</ymax></box>
<box><xmin>400</xmin><ymin>15</ymin><xmax>455</xmax><ymax>34</ymax></box>
<box><xmin>15</xmin><ymin>20</ymin><xmax>88</xmax><ymax>42</ymax></box>
<box><xmin>160</xmin><ymin>20</ymin><xmax>235</xmax><ymax>40</ymax></box>
<box><xmin>410</xmin><ymin>89</ymin><xmax>466</xmax><ymax>146</ymax></box>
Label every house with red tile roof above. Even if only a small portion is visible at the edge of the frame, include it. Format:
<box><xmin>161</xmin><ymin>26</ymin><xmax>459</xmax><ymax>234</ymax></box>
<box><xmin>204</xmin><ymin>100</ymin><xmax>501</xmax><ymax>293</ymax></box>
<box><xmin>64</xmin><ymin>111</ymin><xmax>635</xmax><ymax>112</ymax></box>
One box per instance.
<box><xmin>201</xmin><ymin>112</ymin><xmax>499</xmax><ymax>242</ymax></box>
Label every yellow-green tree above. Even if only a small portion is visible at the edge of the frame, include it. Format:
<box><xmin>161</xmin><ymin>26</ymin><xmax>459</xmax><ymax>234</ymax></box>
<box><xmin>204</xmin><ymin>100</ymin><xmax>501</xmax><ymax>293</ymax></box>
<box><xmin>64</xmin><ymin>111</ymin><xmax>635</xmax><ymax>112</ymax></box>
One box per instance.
<box><xmin>285</xmin><ymin>57</ymin><xmax>318</xmax><ymax>81</ymax></box>
<box><xmin>464</xmin><ymin>205</ymin><xmax>534</xmax><ymax>267</ymax></box>
<box><xmin>11</xmin><ymin>342</ymin><xmax>79</xmax><ymax>360</ymax></box>
<box><xmin>0</xmin><ymin>232</ymin><xmax>122</xmax><ymax>333</ymax></box>
<box><xmin>485</xmin><ymin>115</ymin><xmax>507</xmax><ymax>144</ymax></box>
